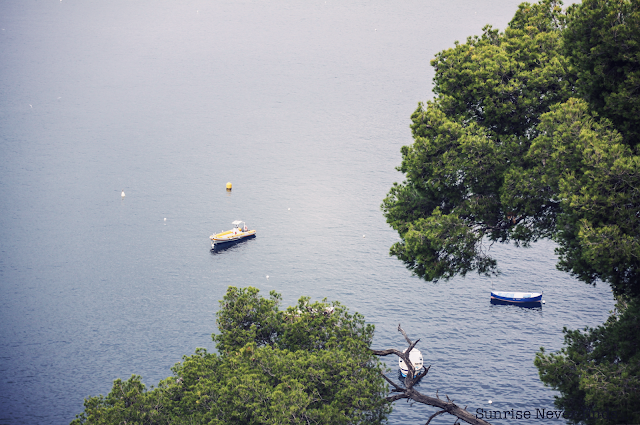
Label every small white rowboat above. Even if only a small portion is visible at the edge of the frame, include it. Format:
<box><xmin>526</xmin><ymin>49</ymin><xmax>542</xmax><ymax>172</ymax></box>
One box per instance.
<box><xmin>491</xmin><ymin>291</ymin><xmax>543</xmax><ymax>306</ymax></box>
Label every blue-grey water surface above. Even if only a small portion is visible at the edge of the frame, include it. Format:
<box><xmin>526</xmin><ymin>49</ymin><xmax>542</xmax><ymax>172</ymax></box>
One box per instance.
<box><xmin>0</xmin><ymin>1</ymin><xmax>614</xmax><ymax>424</ymax></box>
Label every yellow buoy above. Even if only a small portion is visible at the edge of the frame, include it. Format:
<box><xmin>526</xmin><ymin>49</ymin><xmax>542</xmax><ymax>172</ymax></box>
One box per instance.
<box><xmin>226</xmin><ymin>182</ymin><xmax>232</xmax><ymax>191</ymax></box>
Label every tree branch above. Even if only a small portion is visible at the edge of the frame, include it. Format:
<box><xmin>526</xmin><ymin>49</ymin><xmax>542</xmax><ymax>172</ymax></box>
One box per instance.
<box><xmin>425</xmin><ymin>409</ymin><xmax>447</xmax><ymax>425</ymax></box>
<box><xmin>398</xmin><ymin>323</ymin><xmax>413</xmax><ymax>345</ymax></box>
<box><xmin>372</xmin><ymin>325</ymin><xmax>491</xmax><ymax>425</ymax></box>
<box><xmin>380</xmin><ymin>373</ymin><xmax>404</xmax><ymax>392</ymax></box>
<box><xmin>386</xmin><ymin>393</ymin><xmax>410</xmax><ymax>402</ymax></box>
<box><xmin>371</xmin><ymin>348</ymin><xmax>405</xmax><ymax>357</ymax></box>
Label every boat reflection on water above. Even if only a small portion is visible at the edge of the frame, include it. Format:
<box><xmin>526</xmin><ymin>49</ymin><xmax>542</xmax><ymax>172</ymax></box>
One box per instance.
<box><xmin>490</xmin><ymin>299</ymin><xmax>543</xmax><ymax>309</ymax></box>
<box><xmin>210</xmin><ymin>235</ymin><xmax>256</xmax><ymax>253</ymax></box>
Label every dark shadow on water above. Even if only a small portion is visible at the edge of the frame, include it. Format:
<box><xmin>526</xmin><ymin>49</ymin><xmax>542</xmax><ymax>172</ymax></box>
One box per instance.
<box><xmin>490</xmin><ymin>299</ymin><xmax>543</xmax><ymax>310</ymax></box>
<box><xmin>209</xmin><ymin>236</ymin><xmax>256</xmax><ymax>254</ymax></box>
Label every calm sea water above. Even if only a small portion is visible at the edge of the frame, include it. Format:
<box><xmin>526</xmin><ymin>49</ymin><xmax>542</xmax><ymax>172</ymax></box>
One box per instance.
<box><xmin>0</xmin><ymin>1</ymin><xmax>613</xmax><ymax>424</ymax></box>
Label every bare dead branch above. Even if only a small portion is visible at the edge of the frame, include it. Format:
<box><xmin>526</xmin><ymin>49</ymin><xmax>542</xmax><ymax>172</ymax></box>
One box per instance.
<box><xmin>398</xmin><ymin>324</ymin><xmax>413</xmax><ymax>345</ymax></box>
<box><xmin>386</xmin><ymin>393</ymin><xmax>409</xmax><ymax>402</ymax></box>
<box><xmin>380</xmin><ymin>373</ymin><xmax>403</xmax><ymax>392</ymax></box>
<box><xmin>420</xmin><ymin>365</ymin><xmax>431</xmax><ymax>377</ymax></box>
<box><xmin>371</xmin><ymin>348</ymin><xmax>405</xmax><ymax>357</ymax></box>
<box><xmin>406</xmin><ymin>389</ymin><xmax>490</xmax><ymax>425</ymax></box>
<box><xmin>425</xmin><ymin>409</ymin><xmax>446</xmax><ymax>425</ymax></box>
<box><xmin>406</xmin><ymin>365</ymin><xmax>430</xmax><ymax>387</ymax></box>
<box><xmin>372</xmin><ymin>325</ymin><xmax>492</xmax><ymax>425</ymax></box>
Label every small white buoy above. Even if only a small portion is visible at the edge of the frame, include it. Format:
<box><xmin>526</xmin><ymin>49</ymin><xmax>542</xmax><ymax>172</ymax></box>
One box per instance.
<box><xmin>542</xmin><ymin>299</ymin><xmax>546</xmax><ymax>304</ymax></box>
<box><xmin>121</xmin><ymin>190</ymin><xmax>125</xmax><ymax>198</ymax></box>
<box><xmin>164</xmin><ymin>218</ymin><xmax>167</xmax><ymax>221</ymax></box>
<box><xmin>266</xmin><ymin>275</ymin><xmax>269</xmax><ymax>279</ymax></box>
<box><xmin>363</xmin><ymin>235</ymin><xmax>365</xmax><ymax>238</ymax></box>
<box><xmin>288</xmin><ymin>208</ymin><xmax>290</xmax><ymax>210</ymax></box>
<box><xmin>488</xmin><ymin>400</ymin><xmax>492</xmax><ymax>404</ymax></box>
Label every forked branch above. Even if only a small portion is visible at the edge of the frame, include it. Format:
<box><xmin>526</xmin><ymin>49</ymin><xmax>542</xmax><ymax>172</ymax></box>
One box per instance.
<box><xmin>372</xmin><ymin>324</ymin><xmax>491</xmax><ymax>425</ymax></box>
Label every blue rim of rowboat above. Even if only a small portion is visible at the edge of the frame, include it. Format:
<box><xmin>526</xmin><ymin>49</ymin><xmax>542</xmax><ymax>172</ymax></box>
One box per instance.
<box><xmin>491</xmin><ymin>291</ymin><xmax>543</xmax><ymax>305</ymax></box>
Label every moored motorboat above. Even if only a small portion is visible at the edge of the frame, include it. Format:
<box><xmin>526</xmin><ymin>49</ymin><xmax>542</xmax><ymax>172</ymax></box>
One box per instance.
<box><xmin>490</xmin><ymin>291</ymin><xmax>543</xmax><ymax>306</ymax></box>
<box><xmin>210</xmin><ymin>220</ymin><xmax>256</xmax><ymax>249</ymax></box>
<box><xmin>399</xmin><ymin>348</ymin><xmax>424</xmax><ymax>377</ymax></box>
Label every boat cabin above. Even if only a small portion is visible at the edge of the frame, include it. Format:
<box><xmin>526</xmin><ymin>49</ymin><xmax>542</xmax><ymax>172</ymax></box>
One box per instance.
<box><xmin>232</xmin><ymin>220</ymin><xmax>249</xmax><ymax>233</ymax></box>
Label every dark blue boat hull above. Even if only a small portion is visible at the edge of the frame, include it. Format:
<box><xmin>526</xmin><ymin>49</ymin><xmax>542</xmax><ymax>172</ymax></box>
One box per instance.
<box><xmin>490</xmin><ymin>298</ymin><xmax>542</xmax><ymax>307</ymax></box>
<box><xmin>490</xmin><ymin>292</ymin><xmax>542</xmax><ymax>307</ymax></box>
<box><xmin>211</xmin><ymin>234</ymin><xmax>256</xmax><ymax>250</ymax></box>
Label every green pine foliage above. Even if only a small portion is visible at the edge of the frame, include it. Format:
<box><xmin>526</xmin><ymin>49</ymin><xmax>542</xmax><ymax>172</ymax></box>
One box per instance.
<box><xmin>382</xmin><ymin>0</ymin><xmax>573</xmax><ymax>283</ymax></box>
<box><xmin>535</xmin><ymin>299</ymin><xmax>640</xmax><ymax>424</ymax></box>
<box><xmin>382</xmin><ymin>0</ymin><xmax>640</xmax><ymax>299</ymax></box>
<box><xmin>382</xmin><ymin>0</ymin><xmax>640</xmax><ymax>422</ymax></box>
<box><xmin>564</xmin><ymin>0</ymin><xmax>640</xmax><ymax>147</ymax></box>
<box><xmin>502</xmin><ymin>98</ymin><xmax>640</xmax><ymax>297</ymax></box>
<box><xmin>71</xmin><ymin>287</ymin><xmax>391</xmax><ymax>425</ymax></box>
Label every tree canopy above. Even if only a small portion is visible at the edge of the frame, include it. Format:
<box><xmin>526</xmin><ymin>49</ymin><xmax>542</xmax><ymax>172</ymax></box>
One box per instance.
<box><xmin>535</xmin><ymin>298</ymin><xmax>640</xmax><ymax>424</ymax></box>
<box><xmin>382</xmin><ymin>1</ymin><xmax>640</xmax><ymax>423</ymax></box>
<box><xmin>71</xmin><ymin>287</ymin><xmax>391</xmax><ymax>425</ymax></box>
<box><xmin>564</xmin><ymin>0</ymin><xmax>640</xmax><ymax>147</ymax></box>
<box><xmin>382</xmin><ymin>0</ymin><xmax>640</xmax><ymax>299</ymax></box>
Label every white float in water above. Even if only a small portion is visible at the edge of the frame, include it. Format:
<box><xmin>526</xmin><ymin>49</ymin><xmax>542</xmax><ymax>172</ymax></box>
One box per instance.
<box><xmin>121</xmin><ymin>190</ymin><xmax>125</xmax><ymax>198</ymax></box>
<box><xmin>399</xmin><ymin>348</ymin><xmax>423</xmax><ymax>377</ymax></box>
